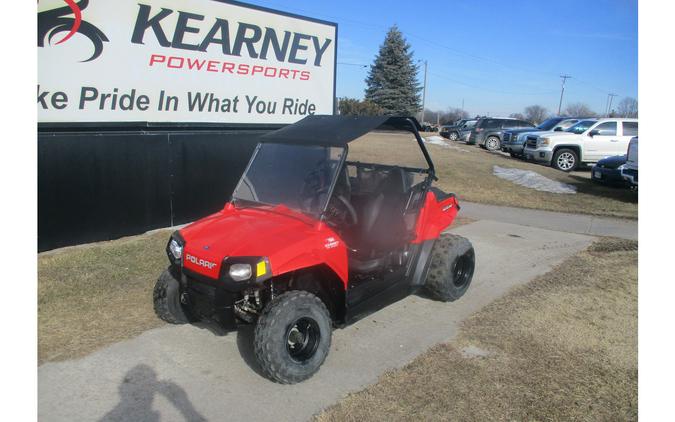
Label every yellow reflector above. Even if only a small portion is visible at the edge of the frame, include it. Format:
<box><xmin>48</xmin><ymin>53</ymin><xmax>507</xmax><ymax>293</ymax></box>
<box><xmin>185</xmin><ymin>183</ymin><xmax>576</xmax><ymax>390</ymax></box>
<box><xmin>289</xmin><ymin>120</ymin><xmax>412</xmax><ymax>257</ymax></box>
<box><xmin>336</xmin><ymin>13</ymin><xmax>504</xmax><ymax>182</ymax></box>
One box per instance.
<box><xmin>256</xmin><ymin>261</ymin><xmax>267</xmax><ymax>277</ymax></box>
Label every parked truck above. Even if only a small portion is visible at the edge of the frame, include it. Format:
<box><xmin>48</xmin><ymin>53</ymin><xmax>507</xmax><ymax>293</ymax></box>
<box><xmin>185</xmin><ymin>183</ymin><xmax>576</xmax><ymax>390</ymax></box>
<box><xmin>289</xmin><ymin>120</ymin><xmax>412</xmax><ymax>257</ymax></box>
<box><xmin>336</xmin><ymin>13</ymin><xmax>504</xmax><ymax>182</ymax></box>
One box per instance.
<box><xmin>523</xmin><ymin>118</ymin><xmax>638</xmax><ymax>172</ymax></box>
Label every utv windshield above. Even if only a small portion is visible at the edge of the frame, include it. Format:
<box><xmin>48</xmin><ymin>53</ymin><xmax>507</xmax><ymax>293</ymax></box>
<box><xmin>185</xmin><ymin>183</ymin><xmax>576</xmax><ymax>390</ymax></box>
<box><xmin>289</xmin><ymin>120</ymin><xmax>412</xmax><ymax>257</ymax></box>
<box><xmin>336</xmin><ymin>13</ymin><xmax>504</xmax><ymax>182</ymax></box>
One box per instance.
<box><xmin>232</xmin><ymin>143</ymin><xmax>346</xmax><ymax>217</ymax></box>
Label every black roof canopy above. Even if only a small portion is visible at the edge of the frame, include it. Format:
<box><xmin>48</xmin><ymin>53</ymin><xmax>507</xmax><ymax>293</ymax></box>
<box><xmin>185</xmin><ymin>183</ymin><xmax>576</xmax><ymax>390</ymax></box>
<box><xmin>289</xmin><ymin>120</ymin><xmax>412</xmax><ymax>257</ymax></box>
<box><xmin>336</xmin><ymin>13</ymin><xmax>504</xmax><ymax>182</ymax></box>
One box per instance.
<box><xmin>260</xmin><ymin>115</ymin><xmax>423</xmax><ymax>146</ymax></box>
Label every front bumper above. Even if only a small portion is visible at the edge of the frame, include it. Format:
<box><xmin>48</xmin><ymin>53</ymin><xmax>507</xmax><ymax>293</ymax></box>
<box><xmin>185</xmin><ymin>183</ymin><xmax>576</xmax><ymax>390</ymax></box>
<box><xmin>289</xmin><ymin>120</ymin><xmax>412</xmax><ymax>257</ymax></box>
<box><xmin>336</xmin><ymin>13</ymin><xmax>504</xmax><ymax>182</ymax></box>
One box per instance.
<box><xmin>174</xmin><ymin>264</ymin><xmax>264</xmax><ymax>330</ymax></box>
<box><xmin>501</xmin><ymin>143</ymin><xmax>525</xmax><ymax>154</ymax></box>
<box><xmin>621</xmin><ymin>168</ymin><xmax>638</xmax><ymax>185</ymax></box>
<box><xmin>591</xmin><ymin>165</ymin><xmax>625</xmax><ymax>184</ymax></box>
<box><xmin>182</xmin><ymin>273</ymin><xmax>238</xmax><ymax>329</ymax></box>
<box><xmin>524</xmin><ymin>147</ymin><xmax>553</xmax><ymax>163</ymax></box>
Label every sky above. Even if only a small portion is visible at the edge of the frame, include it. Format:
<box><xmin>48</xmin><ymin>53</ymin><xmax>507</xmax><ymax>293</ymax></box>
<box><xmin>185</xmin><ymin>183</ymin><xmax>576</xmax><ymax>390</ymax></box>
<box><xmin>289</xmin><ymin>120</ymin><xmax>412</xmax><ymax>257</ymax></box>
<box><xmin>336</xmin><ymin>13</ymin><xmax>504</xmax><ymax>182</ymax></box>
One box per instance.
<box><xmin>246</xmin><ymin>0</ymin><xmax>638</xmax><ymax>118</ymax></box>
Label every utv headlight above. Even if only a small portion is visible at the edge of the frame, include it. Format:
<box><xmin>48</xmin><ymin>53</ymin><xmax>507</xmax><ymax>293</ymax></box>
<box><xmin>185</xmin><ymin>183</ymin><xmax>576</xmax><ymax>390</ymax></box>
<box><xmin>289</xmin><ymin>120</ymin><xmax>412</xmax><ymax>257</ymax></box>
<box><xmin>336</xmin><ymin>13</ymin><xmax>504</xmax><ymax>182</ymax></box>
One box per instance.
<box><xmin>168</xmin><ymin>239</ymin><xmax>183</xmax><ymax>260</ymax></box>
<box><xmin>229</xmin><ymin>264</ymin><xmax>252</xmax><ymax>281</ymax></box>
<box><xmin>225</xmin><ymin>258</ymin><xmax>271</xmax><ymax>283</ymax></box>
<box><xmin>166</xmin><ymin>231</ymin><xmax>185</xmax><ymax>264</ymax></box>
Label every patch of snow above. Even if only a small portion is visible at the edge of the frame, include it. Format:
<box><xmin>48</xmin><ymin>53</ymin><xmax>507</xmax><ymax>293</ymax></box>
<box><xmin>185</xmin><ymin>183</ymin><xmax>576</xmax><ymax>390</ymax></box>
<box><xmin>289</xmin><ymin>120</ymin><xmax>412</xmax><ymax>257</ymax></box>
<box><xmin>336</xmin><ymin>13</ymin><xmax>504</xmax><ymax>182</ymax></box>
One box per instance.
<box><xmin>493</xmin><ymin>166</ymin><xmax>577</xmax><ymax>194</ymax></box>
<box><xmin>424</xmin><ymin>135</ymin><xmax>448</xmax><ymax>146</ymax></box>
<box><xmin>423</xmin><ymin>136</ymin><xmax>470</xmax><ymax>152</ymax></box>
<box><xmin>461</xmin><ymin>345</ymin><xmax>491</xmax><ymax>358</ymax></box>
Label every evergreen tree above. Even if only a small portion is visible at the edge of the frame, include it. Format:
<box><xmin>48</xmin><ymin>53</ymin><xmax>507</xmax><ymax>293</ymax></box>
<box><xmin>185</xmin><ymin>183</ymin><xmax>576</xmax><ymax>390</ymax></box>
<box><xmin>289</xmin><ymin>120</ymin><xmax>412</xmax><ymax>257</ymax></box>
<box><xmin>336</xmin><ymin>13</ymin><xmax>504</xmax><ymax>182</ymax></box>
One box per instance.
<box><xmin>364</xmin><ymin>26</ymin><xmax>421</xmax><ymax>115</ymax></box>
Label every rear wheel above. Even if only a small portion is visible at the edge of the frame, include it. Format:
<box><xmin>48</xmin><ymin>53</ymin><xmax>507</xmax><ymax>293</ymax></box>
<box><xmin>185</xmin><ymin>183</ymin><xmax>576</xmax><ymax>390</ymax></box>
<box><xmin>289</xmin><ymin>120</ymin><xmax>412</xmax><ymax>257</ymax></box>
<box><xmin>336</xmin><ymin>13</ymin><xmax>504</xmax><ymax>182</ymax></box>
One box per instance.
<box><xmin>254</xmin><ymin>291</ymin><xmax>332</xmax><ymax>384</ymax></box>
<box><xmin>485</xmin><ymin>136</ymin><xmax>501</xmax><ymax>151</ymax></box>
<box><xmin>552</xmin><ymin>148</ymin><xmax>579</xmax><ymax>172</ymax></box>
<box><xmin>449</xmin><ymin>131</ymin><xmax>459</xmax><ymax>141</ymax></box>
<box><xmin>153</xmin><ymin>269</ymin><xmax>191</xmax><ymax>324</ymax></box>
<box><xmin>424</xmin><ymin>234</ymin><xmax>475</xmax><ymax>302</ymax></box>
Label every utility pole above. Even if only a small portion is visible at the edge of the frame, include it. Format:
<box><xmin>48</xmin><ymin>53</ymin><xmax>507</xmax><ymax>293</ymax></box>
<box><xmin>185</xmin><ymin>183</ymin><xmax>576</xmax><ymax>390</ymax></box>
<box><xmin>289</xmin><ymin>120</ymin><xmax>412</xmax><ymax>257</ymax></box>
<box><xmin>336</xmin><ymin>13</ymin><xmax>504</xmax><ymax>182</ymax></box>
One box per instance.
<box><xmin>557</xmin><ymin>74</ymin><xmax>571</xmax><ymax>116</ymax></box>
<box><xmin>606</xmin><ymin>93</ymin><xmax>618</xmax><ymax>117</ymax></box>
<box><xmin>420</xmin><ymin>60</ymin><xmax>428</xmax><ymax>124</ymax></box>
<box><xmin>461</xmin><ymin>98</ymin><xmax>465</xmax><ymax>116</ymax></box>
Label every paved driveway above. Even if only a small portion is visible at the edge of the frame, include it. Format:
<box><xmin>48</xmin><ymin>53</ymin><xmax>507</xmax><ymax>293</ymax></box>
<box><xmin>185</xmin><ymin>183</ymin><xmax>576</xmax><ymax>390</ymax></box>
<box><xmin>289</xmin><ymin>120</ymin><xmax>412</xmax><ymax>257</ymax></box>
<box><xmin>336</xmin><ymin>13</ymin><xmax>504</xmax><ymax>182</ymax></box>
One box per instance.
<box><xmin>39</xmin><ymin>220</ymin><xmax>593</xmax><ymax>422</ymax></box>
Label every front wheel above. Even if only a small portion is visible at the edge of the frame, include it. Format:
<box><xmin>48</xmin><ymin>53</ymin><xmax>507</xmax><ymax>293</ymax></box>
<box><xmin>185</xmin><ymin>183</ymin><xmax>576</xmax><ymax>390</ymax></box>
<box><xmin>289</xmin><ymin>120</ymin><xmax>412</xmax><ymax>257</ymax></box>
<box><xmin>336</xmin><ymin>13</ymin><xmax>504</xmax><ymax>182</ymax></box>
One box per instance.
<box><xmin>254</xmin><ymin>291</ymin><xmax>332</xmax><ymax>384</ymax></box>
<box><xmin>449</xmin><ymin>131</ymin><xmax>459</xmax><ymax>141</ymax></box>
<box><xmin>552</xmin><ymin>148</ymin><xmax>579</xmax><ymax>172</ymax></box>
<box><xmin>424</xmin><ymin>234</ymin><xmax>475</xmax><ymax>302</ymax></box>
<box><xmin>153</xmin><ymin>269</ymin><xmax>192</xmax><ymax>324</ymax></box>
<box><xmin>485</xmin><ymin>136</ymin><xmax>501</xmax><ymax>151</ymax></box>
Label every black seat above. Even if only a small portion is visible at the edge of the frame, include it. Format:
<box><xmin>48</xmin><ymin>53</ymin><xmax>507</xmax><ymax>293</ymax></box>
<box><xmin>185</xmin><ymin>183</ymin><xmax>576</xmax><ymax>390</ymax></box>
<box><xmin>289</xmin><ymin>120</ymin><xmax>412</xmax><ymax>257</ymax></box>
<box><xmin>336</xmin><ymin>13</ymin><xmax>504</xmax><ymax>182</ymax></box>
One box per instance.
<box><xmin>349</xmin><ymin>169</ymin><xmax>409</xmax><ymax>272</ymax></box>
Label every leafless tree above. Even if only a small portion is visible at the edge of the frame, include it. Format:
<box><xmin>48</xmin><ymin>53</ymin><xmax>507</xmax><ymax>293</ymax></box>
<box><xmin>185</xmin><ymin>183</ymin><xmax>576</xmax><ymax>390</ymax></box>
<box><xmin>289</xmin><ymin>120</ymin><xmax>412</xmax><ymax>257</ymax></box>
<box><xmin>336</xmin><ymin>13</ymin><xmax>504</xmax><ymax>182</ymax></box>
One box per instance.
<box><xmin>509</xmin><ymin>112</ymin><xmax>526</xmax><ymax>120</ymax></box>
<box><xmin>438</xmin><ymin>107</ymin><xmax>469</xmax><ymax>125</ymax></box>
<box><xmin>523</xmin><ymin>105</ymin><xmax>549</xmax><ymax>125</ymax></box>
<box><xmin>564</xmin><ymin>103</ymin><xmax>598</xmax><ymax>117</ymax></box>
<box><xmin>616</xmin><ymin>97</ymin><xmax>638</xmax><ymax>118</ymax></box>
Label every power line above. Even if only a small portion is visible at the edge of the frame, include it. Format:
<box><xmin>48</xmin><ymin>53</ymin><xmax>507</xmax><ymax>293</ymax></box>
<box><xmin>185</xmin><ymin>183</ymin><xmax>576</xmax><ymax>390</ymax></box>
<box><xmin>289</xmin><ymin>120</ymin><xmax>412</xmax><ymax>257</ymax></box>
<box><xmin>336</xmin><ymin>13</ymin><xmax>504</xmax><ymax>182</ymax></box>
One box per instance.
<box><xmin>271</xmin><ymin>3</ymin><xmax>629</xmax><ymax>107</ymax></box>
<box><xmin>337</xmin><ymin>62</ymin><xmax>368</xmax><ymax>68</ymax></box>
<box><xmin>428</xmin><ymin>71</ymin><xmax>557</xmax><ymax>96</ymax></box>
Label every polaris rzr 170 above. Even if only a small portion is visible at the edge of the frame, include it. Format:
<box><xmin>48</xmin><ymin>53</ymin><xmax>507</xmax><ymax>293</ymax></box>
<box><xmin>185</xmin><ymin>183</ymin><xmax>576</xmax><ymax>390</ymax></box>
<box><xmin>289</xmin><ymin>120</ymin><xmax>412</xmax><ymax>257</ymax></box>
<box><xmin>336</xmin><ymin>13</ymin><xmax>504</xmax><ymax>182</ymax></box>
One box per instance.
<box><xmin>153</xmin><ymin>115</ymin><xmax>475</xmax><ymax>384</ymax></box>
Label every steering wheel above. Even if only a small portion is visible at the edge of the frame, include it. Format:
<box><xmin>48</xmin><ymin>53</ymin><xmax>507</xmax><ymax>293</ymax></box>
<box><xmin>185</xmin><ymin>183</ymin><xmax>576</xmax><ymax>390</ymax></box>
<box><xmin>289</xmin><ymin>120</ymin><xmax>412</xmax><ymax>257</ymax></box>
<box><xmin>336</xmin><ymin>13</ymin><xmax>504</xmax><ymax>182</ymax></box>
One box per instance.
<box><xmin>300</xmin><ymin>160</ymin><xmax>332</xmax><ymax>212</ymax></box>
<box><xmin>325</xmin><ymin>194</ymin><xmax>358</xmax><ymax>227</ymax></box>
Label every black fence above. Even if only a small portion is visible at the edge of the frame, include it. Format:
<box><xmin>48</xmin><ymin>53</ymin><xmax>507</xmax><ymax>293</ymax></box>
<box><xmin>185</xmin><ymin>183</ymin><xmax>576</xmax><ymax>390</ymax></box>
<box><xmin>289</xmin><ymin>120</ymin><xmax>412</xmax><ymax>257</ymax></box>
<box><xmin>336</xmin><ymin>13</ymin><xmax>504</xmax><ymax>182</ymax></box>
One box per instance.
<box><xmin>38</xmin><ymin>127</ymin><xmax>275</xmax><ymax>251</ymax></box>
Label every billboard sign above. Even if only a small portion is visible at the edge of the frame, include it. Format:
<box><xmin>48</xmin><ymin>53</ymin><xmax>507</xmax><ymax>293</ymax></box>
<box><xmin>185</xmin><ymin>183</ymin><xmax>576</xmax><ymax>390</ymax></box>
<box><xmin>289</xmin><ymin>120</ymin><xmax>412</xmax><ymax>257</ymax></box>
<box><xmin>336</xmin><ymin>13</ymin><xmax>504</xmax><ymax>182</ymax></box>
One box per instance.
<box><xmin>38</xmin><ymin>0</ymin><xmax>337</xmax><ymax>125</ymax></box>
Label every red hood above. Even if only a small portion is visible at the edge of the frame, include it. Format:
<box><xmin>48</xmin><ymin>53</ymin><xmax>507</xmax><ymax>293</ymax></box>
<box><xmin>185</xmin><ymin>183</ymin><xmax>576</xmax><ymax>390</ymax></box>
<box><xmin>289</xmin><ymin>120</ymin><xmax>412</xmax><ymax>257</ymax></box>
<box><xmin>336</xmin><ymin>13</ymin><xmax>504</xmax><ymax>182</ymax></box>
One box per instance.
<box><xmin>179</xmin><ymin>204</ymin><xmax>348</xmax><ymax>283</ymax></box>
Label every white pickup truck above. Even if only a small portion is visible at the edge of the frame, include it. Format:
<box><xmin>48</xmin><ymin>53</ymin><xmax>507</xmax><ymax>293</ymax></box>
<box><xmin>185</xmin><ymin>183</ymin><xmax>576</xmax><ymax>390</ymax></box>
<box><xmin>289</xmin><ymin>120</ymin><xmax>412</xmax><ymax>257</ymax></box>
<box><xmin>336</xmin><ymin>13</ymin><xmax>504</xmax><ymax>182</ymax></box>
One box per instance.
<box><xmin>523</xmin><ymin>118</ymin><xmax>639</xmax><ymax>171</ymax></box>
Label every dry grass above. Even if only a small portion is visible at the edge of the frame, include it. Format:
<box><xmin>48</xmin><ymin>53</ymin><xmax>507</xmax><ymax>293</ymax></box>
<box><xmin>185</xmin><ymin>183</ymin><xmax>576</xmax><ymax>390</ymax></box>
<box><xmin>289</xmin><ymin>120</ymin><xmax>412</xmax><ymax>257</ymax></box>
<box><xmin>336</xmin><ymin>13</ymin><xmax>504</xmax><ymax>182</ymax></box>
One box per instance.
<box><xmin>351</xmin><ymin>132</ymin><xmax>638</xmax><ymax>219</ymax></box>
<box><xmin>38</xmin><ymin>229</ymin><xmax>173</xmax><ymax>364</ymax></box>
<box><xmin>316</xmin><ymin>237</ymin><xmax>638</xmax><ymax>421</ymax></box>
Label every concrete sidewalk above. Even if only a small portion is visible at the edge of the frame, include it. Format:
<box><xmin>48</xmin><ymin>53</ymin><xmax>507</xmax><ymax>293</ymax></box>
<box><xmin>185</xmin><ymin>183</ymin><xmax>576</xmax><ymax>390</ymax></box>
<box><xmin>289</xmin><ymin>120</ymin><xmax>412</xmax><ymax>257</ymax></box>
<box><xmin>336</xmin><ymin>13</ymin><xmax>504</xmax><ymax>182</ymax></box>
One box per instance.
<box><xmin>460</xmin><ymin>201</ymin><xmax>637</xmax><ymax>240</ymax></box>
<box><xmin>38</xmin><ymin>221</ymin><xmax>593</xmax><ymax>422</ymax></box>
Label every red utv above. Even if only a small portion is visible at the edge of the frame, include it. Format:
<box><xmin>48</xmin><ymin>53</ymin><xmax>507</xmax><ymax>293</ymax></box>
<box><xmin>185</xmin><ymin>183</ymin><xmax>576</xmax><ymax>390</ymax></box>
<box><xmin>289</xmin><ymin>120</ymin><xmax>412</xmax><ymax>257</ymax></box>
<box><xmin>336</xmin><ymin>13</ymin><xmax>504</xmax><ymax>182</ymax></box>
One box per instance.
<box><xmin>153</xmin><ymin>116</ymin><xmax>475</xmax><ymax>384</ymax></box>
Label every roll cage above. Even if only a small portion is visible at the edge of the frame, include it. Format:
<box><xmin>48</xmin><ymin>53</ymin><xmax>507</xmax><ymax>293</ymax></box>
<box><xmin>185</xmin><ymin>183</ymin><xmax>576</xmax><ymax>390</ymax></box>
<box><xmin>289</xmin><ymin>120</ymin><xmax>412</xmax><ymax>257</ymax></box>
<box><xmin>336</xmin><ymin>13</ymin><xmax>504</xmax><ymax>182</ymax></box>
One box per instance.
<box><xmin>246</xmin><ymin>115</ymin><xmax>437</xmax><ymax>223</ymax></box>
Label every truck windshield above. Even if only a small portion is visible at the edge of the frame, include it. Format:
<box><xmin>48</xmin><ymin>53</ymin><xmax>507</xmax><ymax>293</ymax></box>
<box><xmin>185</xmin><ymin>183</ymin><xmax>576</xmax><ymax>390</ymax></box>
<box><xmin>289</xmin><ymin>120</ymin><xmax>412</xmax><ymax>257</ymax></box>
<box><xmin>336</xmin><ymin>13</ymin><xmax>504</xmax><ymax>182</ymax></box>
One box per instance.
<box><xmin>565</xmin><ymin>120</ymin><xmax>596</xmax><ymax>134</ymax></box>
<box><xmin>232</xmin><ymin>143</ymin><xmax>345</xmax><ymax>217</ymax></box>
<box><xmin>537</xmin><ymin>118</ymin><xmax>562</xmax><ymax>131</ymax></box>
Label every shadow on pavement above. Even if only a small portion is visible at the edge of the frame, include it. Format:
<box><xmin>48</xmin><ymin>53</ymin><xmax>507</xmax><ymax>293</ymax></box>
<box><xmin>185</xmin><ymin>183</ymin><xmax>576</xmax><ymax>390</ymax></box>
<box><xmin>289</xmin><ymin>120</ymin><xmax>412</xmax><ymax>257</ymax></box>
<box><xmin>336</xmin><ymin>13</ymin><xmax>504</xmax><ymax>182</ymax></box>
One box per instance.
<box><xmin>236</xmin><ymin>324</ymin><xmax>268</xmax><ymax>380</ymax></box>
<box><xmin>100</xmin><ymin>364</ymin><xmax>206</xmax><ymax>422</ymax></box>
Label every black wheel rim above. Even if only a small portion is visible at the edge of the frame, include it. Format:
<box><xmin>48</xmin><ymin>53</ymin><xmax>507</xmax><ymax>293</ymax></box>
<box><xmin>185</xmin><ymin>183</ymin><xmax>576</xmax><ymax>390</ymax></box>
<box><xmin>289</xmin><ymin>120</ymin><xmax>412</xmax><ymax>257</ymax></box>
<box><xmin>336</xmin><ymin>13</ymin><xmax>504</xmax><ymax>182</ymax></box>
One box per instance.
<box><xmin>286</xmin><ymin>317</ymin><xmax>321</xmax><ymax>363</ymax></box>
<box><xmin>452</xmin><ymin>251</ymin><xmax>474</xmax><ymax>287</ymax></box>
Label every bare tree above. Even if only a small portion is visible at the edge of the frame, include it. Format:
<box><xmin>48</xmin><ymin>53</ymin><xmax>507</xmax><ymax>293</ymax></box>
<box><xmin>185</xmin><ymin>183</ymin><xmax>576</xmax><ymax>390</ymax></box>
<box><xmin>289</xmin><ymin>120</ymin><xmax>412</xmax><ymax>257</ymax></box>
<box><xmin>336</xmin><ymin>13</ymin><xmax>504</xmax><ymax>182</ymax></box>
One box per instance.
<box><xmin>523</xmin><ymin>105</ymin><xmax>548</xmax><ymax>125</ymax></box>
<box><xmin>509</xmin><ymin>112</ymin><xmax>526</xmax><ymax>120</ymax></box>
<box><xmin>616</xmin><ymin>97</ymin><xmax>638</xmax><ymax>118</ymax></box>
<box><xmin>438</xmin><ymin>107</ymin><xmax>469</xmax><ymax>125</ymax></box>
<box><xmin>564</xmin><ymin>103</ymin><xmax>597</xmax><ymax>117</ymax></box>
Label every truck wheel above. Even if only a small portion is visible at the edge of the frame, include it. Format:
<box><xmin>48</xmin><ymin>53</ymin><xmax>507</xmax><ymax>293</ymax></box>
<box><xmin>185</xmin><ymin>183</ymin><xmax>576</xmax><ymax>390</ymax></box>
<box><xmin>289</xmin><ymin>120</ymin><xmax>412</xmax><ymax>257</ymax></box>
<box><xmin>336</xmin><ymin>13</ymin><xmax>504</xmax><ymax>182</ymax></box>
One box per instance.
<box><xmin>485</xmin><ymin>136</ymin><xmax>501</xmax><ymax>151</ymax></box>
<box><xmin>153</xmin><ymin>269</ymin><xmax>191</xmax><ymax>324</ymax></box>
<box><xmin>424</xmin><ymin>234</ymin><xmax>475</xmax><ymax>302</ymax></box>
<box><xmin>254</xmin><ymin>291</ymin><xmax>332</xmax><ymax>384</ymax></box>
<box><xmin>552</xmin><ymin>148</ymin><xmax>578</xmax><ymax>172</ymax></box>
<box><xmin>449</xmin><ymin>131</ymin><xmax>459</xmax><ymax>141</ymax></box>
